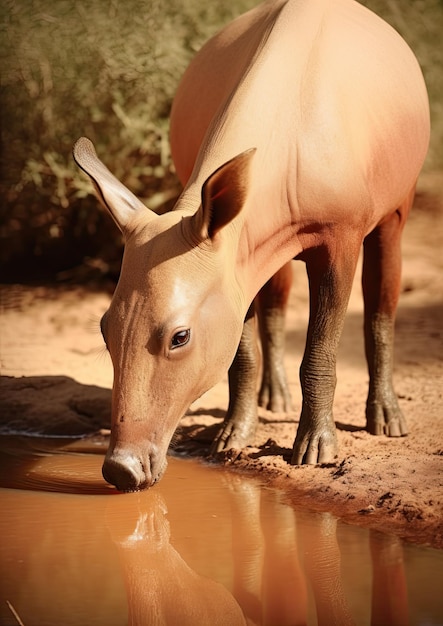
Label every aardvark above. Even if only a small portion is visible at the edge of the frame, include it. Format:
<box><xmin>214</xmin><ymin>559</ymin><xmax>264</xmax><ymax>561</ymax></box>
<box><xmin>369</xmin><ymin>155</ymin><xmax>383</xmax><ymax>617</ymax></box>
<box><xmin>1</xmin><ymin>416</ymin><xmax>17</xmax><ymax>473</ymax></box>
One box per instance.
<box><xmin>73</xmin><ymin>0</ymin><xmax>429</xmax><ymax>491</ymax></box>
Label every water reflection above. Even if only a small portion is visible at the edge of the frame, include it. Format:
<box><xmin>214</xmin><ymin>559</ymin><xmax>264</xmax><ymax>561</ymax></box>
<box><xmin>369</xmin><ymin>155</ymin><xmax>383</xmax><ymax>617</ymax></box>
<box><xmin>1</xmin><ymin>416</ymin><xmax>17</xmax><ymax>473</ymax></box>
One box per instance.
<box><xmin>219</xmin><ymin>477</ymin><xmax>409</xmax><ymax>626</ymax></box>
<box><xmin>109</xmin><ymin>491</ymin><xmax>246</xmax><ymax>625</ymax></box>
<box><xmin>0</xmin><ymin>436</ymin><xmax>442</xmax><ymax>626</ymax></box>
<box><xmin>369</xmin><ymin>532</ymin><xmax>409</xmax><ymax>626</ymax></box>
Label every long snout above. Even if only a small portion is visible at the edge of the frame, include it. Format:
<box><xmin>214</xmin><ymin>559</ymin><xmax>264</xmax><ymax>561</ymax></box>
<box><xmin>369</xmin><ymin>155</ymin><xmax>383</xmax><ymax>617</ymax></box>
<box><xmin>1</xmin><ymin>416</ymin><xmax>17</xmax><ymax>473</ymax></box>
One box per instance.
<box><xmin>102</xmin><ymin>447</ymin><xmax>167</xmax><ymax>492</ymax></box>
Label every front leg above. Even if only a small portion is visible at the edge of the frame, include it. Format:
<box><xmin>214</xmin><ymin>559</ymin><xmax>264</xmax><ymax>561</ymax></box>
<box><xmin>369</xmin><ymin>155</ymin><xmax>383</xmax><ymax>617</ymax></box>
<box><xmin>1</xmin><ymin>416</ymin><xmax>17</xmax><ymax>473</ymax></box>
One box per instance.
<box><xmin>211</xmin><ymin>304</ymin><xmax>259</xmax><ymax>454</ymax></box>
<box><xmin>292</xmin><ymin>242</ymin><xmax>361</xmax><ymax>465</ymax></box>
<box><xmin>362</xmin><ymin>192</ymin><xmax>413</xmax><ymax>437</ymax></box>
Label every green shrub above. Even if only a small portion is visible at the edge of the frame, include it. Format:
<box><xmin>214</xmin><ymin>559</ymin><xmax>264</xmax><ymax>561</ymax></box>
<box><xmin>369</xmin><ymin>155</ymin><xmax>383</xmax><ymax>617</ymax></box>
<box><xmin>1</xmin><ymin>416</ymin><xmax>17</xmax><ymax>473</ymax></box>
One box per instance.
<box><xmin>0</xmin><ymin>0</ymin><xmax>441</xmax><ymax>280</ymax></box>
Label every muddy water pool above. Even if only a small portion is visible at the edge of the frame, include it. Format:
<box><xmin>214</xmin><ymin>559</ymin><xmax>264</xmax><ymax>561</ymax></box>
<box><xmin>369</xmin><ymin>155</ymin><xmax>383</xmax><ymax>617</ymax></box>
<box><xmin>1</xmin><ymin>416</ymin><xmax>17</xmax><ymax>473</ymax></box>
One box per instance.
<box><xmin>0</xmin><ymin>435</ymin><xmax>442</xmax><ymax>626</ymax></box>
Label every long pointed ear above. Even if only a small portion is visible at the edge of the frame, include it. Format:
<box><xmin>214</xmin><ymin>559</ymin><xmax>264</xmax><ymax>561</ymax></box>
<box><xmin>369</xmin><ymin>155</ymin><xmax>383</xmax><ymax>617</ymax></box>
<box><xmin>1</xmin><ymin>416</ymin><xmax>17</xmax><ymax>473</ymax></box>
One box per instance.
<box><xmin>73</xmin><ymin>137</ymin><xmax>155</xmax><ymax>232</ymax></box>
<box><xmin>192</xmin><ymin>148</ymin><xmax>256</xmax><ymax>242</ymax></box>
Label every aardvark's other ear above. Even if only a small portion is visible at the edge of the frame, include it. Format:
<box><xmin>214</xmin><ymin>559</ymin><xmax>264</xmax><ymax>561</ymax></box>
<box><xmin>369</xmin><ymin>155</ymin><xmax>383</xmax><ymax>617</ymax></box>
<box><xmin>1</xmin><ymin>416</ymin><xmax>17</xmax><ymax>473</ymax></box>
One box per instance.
<box><xmin>73</xmin><ymin>137</ymin><xmax>155</xmax><ymax>233</ymax></box>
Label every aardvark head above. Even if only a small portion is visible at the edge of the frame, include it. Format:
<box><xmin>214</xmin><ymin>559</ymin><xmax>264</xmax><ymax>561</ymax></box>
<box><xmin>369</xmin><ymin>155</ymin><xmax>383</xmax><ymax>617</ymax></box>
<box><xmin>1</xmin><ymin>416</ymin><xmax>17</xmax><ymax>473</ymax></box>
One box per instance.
<box><xmin>73</xmin><ymin>138</ymin><xmax>254</xmax><ymax>490</ymax></box>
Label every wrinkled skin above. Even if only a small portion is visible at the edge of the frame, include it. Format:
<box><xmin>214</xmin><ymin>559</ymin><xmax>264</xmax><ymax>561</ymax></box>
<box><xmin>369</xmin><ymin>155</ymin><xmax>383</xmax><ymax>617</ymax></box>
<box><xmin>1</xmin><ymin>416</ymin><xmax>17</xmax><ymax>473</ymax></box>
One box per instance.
<box><xmin>74</xmin><ymin>0</ymin><xmax>429</xmax><ymax>491</ymax></box>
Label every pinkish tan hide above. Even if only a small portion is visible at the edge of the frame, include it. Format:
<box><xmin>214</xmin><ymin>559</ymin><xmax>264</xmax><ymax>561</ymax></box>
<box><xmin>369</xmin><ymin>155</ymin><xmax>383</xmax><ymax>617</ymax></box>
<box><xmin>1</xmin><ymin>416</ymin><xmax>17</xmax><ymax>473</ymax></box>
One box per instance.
<box><xmin>74</xmin><ymin>0</ymin><xmax>429</xmax><ymax>491</ymax></box>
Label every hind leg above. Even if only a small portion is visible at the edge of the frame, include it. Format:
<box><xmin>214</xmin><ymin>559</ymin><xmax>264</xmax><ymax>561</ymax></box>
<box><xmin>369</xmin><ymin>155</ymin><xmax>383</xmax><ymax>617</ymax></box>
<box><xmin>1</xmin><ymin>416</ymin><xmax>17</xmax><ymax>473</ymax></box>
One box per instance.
<box><xmin>256</xmin><ymin>261</ymin><xmax>293</xmax><ymax>412</ymax></box>
<box><xmin>362</xmin><ymin>189</ymin><xmax>414</xmax><ymax>437</ymax></box>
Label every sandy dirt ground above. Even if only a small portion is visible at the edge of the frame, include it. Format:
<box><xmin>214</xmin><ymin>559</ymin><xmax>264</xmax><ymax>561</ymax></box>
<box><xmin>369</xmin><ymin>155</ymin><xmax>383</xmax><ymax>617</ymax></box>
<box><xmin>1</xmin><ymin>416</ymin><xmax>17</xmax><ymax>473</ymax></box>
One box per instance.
<box><xmin>1</xmin><ymin>172</ymin><xmax>442</xmax><ymax>549</ymax></box>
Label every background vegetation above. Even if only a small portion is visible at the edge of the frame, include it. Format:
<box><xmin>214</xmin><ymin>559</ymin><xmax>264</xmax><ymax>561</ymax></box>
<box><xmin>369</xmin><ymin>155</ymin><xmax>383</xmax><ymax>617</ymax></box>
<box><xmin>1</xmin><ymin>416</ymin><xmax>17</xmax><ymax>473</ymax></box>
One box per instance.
<box><xmin>1</xmin><ymin>0</ymin><xmax>442</xmax><ymax>281</ymax></box>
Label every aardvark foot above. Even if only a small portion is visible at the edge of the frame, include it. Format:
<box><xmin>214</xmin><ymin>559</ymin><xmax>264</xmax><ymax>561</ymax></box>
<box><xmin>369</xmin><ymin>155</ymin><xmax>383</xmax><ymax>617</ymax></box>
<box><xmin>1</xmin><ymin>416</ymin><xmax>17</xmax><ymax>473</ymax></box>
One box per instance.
<box><xmin>210</xmin><ymin>413</ymin><xmax>257</xmax><ymax>455</ymax></box>
<box><xmin>291</xmin><ymin>416</ymin><xmax>338</xmax><ymax>465</ymax></box>
<box><xmin>366</xmin><ymin>388</ymin><xmax>408</xmax><ymax>437</ymax></box>
<box><xmin>258</xmin><ymin>374</ymin><xmax>293</xmax><ymax>413</ymax></box>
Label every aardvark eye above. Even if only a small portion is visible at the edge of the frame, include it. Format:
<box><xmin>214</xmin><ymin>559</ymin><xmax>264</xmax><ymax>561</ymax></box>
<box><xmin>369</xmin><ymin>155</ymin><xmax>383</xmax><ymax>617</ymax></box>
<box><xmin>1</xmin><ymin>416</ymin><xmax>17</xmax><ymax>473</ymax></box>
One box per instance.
<box><xmin>171</xmin><ymin>329</ymin><xmax>191</xmax><ymax>349</ymax></box>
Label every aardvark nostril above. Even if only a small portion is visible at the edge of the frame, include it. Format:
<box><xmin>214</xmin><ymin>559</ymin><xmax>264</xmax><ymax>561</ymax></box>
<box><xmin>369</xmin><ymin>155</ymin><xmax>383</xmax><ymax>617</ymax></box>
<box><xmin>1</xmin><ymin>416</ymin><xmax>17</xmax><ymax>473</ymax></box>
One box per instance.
<box><xmin>102</xmin><ymin>454</ymin><xmax>148</xmax><ymax>492</ymax></box>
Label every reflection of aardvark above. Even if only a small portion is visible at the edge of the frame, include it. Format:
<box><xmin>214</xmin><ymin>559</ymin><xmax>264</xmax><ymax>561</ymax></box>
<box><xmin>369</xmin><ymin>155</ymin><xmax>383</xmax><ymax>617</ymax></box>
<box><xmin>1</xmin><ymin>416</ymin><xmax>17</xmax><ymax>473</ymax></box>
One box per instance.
<box><xmin>74</xmin><ymin>0</ymin><xmax>430</xmax><ymax>492</ymax></box>
<box><xmin>217</xmin><ymin>476</ymin><xmax>409</xmax><ymax>626</ymax></box>
<box><xmin>107</xmin><ymin>478</ymin><xmax>409</xmax><ymax>626</ymax></box>
<box><xmin>108</xmin><ymin>491</ymin><xmax>246</xmax><ymax>626</ymax></box>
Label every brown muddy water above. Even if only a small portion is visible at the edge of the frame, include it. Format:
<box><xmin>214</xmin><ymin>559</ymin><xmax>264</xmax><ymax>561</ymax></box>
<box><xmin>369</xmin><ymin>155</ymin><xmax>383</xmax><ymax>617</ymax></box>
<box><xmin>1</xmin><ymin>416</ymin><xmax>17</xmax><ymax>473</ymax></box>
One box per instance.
<box><xmin>0</xmin><ymin>436</ymin><xmax>442</xmax><ymax>626</ymax></box>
